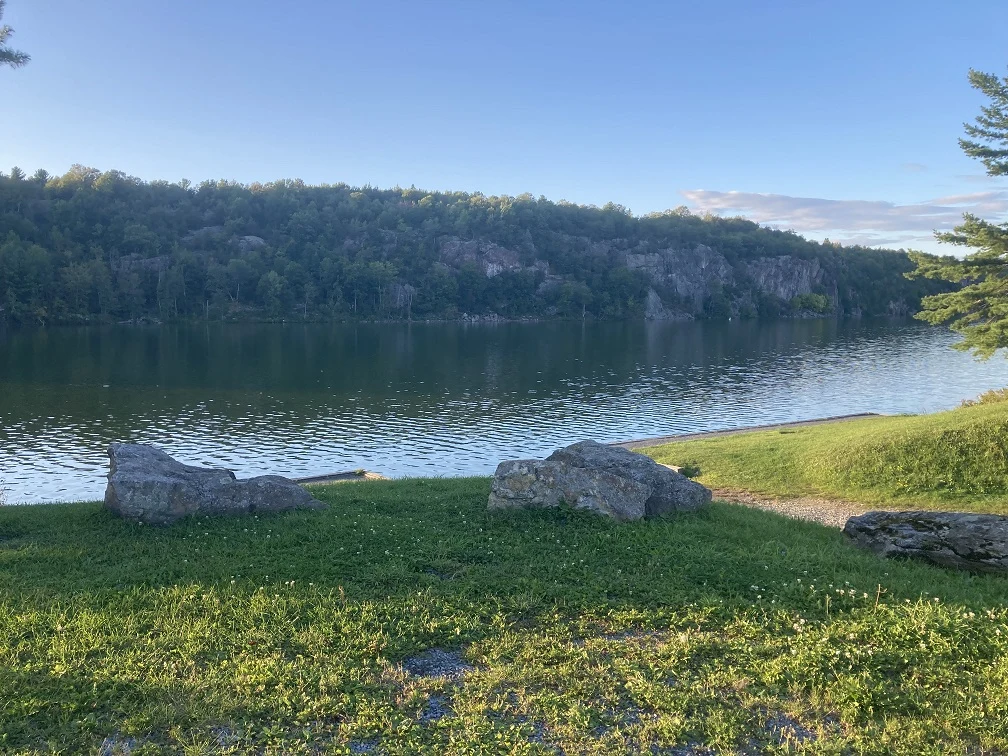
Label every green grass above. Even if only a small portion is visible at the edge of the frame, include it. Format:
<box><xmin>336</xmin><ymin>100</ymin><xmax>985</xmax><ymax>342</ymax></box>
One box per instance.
<box><xmin>644</xmin><ymin>400</ymin><xmax>1008</xmax><ymax>512</ymax></box>
<box><xmin>2</xmin><ymin>479</ymin><xmax>1007</xmax><ymax>754</ymax></box>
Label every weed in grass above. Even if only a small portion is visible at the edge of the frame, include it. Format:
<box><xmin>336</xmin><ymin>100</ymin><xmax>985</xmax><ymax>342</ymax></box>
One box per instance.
<box><xmin>962</xmin><ymin>386</ymin><xmax>1008</xmax><ymax>406</ymax></box>
<box><xmin>678</xmin><ymin>463</ymin><xmax>702</xmax><ymax>479</ymax></box>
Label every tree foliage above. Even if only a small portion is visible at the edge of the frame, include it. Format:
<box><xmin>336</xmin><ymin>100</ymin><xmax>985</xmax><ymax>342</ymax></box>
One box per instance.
<box><xmin>909</xmin><ymin>68</ymin><xmax>1008</xmax><ymax>358</ymax></box>
<box><xmin>0</xmin><ymin>165</ymin><xmax>937</xmax><ymax>326</ymax></box>
<box><xmin>0</xmin><ymin>0</ymin><xmax>29</xmax><ymax>69</ymax></box>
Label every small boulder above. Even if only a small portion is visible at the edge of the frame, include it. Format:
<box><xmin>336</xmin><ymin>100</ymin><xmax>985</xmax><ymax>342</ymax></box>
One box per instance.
<box><xmin>843</xmin><ymin>510</ymin><xmax>1008</xmax><ymax>574</ymax></box>
<box><xmin>488</xmin><ymin>440</ymin><xmax>711</xmax><ymax>521</ymax></box>
<box><xmin>104</xmin><ymin>443</ymin><xmax>323</xmax><ymax>525</ymax></box>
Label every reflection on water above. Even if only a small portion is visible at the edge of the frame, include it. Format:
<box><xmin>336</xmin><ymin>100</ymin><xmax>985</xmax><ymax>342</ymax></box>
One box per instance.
<box><xmin>1</xmin><ymin>320</ymin><xmax>1006</xmax><ymax>503</ymax></box>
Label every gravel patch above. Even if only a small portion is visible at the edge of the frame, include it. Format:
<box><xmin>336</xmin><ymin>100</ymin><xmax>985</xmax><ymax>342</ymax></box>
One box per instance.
<box><xmin>98</xmin><ymin>735</ymin><xmax>136</xmax><ymax>756</ymax></box>
<box><xmin>211</xmin><ymin>725</ymin><xmax>240</xmax><ymax>748</ymax></box>
<box><xmin>402</xmin><ymin>648</ymin><xmax>474</xmax><ymax>679</ymax></box>
<box><xmin>652</xmin><ymin>744</ymin><xmax>716</xmax><ymax>756</ymax></box>
<box><xmin>419</xmin><ymin>694</ymin><xmax>453</xmax><ymax>725</ymax></box>
<box><xmin>714</xmin><ymin>489</ymin><xmax>889</xmax><ymax>528</ymax></box>
<box><xmin>348</xmin><ymin>739</ymin><xmax>380</xmax><ymax>754</ymax></box>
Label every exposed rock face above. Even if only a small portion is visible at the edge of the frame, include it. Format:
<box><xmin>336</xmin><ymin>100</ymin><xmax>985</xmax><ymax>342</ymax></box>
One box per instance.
<box><xmin>627</xmin><ymin>245</ymin><xmax>733</xmax><ymax>312</ymax></box>
<box><xmin>238</xmin><ymin>235</ymin><xmax>268</xmax><ymax>252</ymax></box>
<box><xmin>488</xmin><ymin>441</ymin><xmax>711</xmax><ymax>521</ymax></box>
<box><xmin>626</xmin><ymin>247</ymin><xmax>830</xmax><ymax>316</ymax></box>
<box><xmin>887</xmin><ymin>299</ymin><xmax>911</xmax><ymax>317</ymax></box>
<box><xmin>745</xmin><ymin>256</ymin><xmax>822</xmax><ymax>301</ymax></box>
<box><xmin>438</xmin><ymin>237</ymin><xmax>546</xmax><ymax>278</ymax></box>
<box><xmin>644</xmin><ymin>288</ymin><xmax>692</xmax><ymax>321</ymax></box>
<box><xmin>104</xmin><ymin>443</ymin><xmax>323</xmax><ymax>525</ymax></box>
<box><xmin>843</xmin><ymin>511</ymin><xmax>1008</xmax><ymax>574</ymax></box>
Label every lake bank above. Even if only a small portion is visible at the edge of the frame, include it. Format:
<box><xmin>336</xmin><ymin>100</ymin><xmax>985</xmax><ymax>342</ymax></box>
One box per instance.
<box><xmin>642</xmin><ymin>398</ymin><xmax>1008</xmax><ymax>514</ymax></box>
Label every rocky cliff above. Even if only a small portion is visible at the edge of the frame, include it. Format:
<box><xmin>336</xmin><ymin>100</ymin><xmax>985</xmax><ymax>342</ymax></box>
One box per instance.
<box><xmin>421</xmin><ymin>233</ymin><xmax>906</xmax><ymax>321</ymax></box>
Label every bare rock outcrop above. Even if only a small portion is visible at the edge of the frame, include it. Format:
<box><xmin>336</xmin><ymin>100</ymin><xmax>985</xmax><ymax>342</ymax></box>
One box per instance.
<box><xmin>488</xmin><ymin>440</ymin><xmax>711</xmax><ymax>521</ymax></box>
<box><xmin>745</xmin><ymin>256</ymin><xmax>823</xmax><ymax>301</ymax></box>
<box><xmin>644</xmin><ymin>288</ymin><xmax>692</xmax><ymax>321</ymax></box>
<box><xmin>104</xmin><ymin>443</ymin><xmax>323</xmax><ymax>525</ymax></box>
<box><xmin>843</xmin><ymin>510</ymin><xmax>1008</xmax><ymax>574</ymax></box>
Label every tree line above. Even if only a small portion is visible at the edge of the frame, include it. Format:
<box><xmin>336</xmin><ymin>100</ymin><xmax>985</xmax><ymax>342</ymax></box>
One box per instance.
<box><xmin>0</xmin><ymin>165</ymin><xmax>940</xmax><ymax>326</ymax></box>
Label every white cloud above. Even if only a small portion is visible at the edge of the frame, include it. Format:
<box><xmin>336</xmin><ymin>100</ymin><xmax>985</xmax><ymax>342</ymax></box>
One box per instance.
<box><xmin>678</xmin><ymin>188</ymin><xmax>1008</xmax><ymax>251</ymax></box>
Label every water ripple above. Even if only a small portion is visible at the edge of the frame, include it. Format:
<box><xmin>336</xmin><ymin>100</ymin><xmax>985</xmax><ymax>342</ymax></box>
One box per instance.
<box><xmin>1</xmin><ymin>320</ymin><xmax>1007</xmax><ymax>503</ymax></box>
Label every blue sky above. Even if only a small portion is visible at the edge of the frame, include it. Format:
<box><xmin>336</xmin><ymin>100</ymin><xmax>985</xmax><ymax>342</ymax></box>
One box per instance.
<box><xmin>2</xmin><ymin>0</ymin><xmax>1007</xmax><ymax>252</ymax></box>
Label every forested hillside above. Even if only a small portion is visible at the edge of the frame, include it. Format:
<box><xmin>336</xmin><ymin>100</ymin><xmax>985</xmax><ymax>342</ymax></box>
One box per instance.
<box><xmin>0</xmin><ymin>166</ymin><xmax>943</xmax><ymax>325</ymax></box>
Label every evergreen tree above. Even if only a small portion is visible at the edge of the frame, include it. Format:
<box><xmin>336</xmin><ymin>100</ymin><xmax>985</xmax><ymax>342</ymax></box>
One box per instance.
<box><xmin>0</xmin><ymin>0</ymin><xmax>29</xmax><ymax>69</ymax></box>
<box><xmin>908</xmin><ymin>69</ymin><xmax>1008</xmax><ymax>358</ymax></box>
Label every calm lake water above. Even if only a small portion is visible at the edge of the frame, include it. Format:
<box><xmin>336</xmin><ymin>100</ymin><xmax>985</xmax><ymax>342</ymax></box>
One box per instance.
<box><xmin>2</xmin><ymin>319</ymin><xmax>1008</xmax><ymax>504</ymax></box>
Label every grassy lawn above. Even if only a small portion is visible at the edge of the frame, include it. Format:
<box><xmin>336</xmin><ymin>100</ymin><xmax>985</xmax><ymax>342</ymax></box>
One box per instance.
<box><xmin>1</xmin><ymin>478</ymin><xmax>1007</xmax><ymax>755</ymax></box>
<box><xmin>643</xmin><ymin>398</ymin><xmax>1008</xmax><ymax>513</ymax></box>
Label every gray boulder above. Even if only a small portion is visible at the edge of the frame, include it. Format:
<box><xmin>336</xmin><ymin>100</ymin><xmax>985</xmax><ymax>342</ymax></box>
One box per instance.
<box><xmin>547</xmin><ymin>440</ymin><xmax>711</xmax><ymax>516</ymax></box>
<box><xmin>104</xmin><ymin>443</ymin><xmax>324</xmax><ymax>525</ymax></box>
<box><xmin>488</xmin><ymin>459</ymin><xmax>651</xmax><ymax>521</ymax></box>
<box><xmin>843</xmin><ymin>510</ymin><xmax>1008</xmax><ymax>575</ymax></box>
<box><xmin>488</xmin><ymin>440</ymin><xmax>711</xmax><ymax>521</ymax></box>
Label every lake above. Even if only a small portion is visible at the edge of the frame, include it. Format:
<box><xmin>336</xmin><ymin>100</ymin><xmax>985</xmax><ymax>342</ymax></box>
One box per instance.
<box><xmin>2</xmin><ymin>319</ymin><xmax>1007</xmax><ymax>504</ymax></box>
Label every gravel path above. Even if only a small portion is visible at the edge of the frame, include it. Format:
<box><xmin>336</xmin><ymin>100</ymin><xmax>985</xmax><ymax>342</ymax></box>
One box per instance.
<box><xmin>713</xmin><ymin>489</ymin><xmax>886</xmax><ymax>528</ymax></box>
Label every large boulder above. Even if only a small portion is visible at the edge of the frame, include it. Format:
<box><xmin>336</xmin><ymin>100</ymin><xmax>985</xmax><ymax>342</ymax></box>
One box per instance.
<box><xmin>488</xmin><ymin>440</ymin><xmax>711</xmax><ymax>521</ymax></box>
<box><xmin>843</xmin><ymin>511</ymin><xmax>1008</xmax><ymax>575</ymax></box>
<box><xmin>488</xmin><ymin>459</ymin><xmax>651</xmax><ymax>521</ymax></box>
<box><xmin>548</xmin><ymin>441</ymin><xmax>711</xmax><ymax>517</ymax></box>
<box><xmin>104</xmin><ymin>443</ymin><xmax>324</xmax><ymax>525</ymax></box>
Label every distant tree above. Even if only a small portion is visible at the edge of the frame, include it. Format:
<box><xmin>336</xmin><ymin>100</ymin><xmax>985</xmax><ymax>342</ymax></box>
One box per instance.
<box><xmin>908</xmin><ymin>68</ymin><xmax>1008</xmax><ymax>358</ymax></box>
<box><xmin>257</xmin><ymin>270</ymin><xmax>286</xmax><ymax>317</ymax></box>
<box><xmin>0</xmin><ymin>158</ymin><xmax>942</xmax><ymax>326</ymax></box>
<box><xmin>0</xmin><ymin>0</ymin><xmax>29</xmax><ymax>68</ymax></box>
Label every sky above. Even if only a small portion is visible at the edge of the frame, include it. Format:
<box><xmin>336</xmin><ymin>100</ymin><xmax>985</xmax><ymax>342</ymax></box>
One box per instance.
<box><xmin>2</xmin><ymin>0</ymin><xmax>1007</xmax><ymax>253</ymax></box>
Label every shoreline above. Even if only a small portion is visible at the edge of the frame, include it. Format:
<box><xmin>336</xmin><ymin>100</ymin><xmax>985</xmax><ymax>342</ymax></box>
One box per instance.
<box><xmin>0</xmin><ymin>313</ymin><xmax>916</xmax><ymax>332</ymax></box>
<box><xmin>615</xmin><ymin>412</ymin><xmax>882</xmax><ymax>450</ymax></box>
